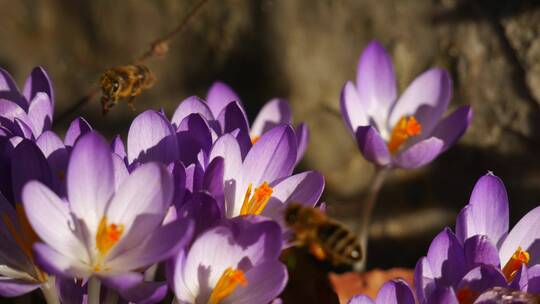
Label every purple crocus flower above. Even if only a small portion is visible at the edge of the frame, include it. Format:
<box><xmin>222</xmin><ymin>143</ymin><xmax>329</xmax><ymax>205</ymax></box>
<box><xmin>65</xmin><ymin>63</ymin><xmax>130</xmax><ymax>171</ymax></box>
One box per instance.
<box><xmin>171</xmin><ymin>81</ymin><xmax>309</xmax><ymax>164</ymax></box>
<box><xmin>172</xmin><ymin>217</ymin><xmax>287</xmax><ymax>304</ymax></box>
<box><xmin>0</xmin><ymin>67</ymin><xmax>54</xmax><ymax>140</ymax></box>
<box><xmin>415</xmin><ymin>173</ymin><xmax>540</xmax><ymax>303</ymax></box>
<box><xmin>340</xmin><ymin>41</ymin><xmax>472</xmax><ymax>169</ymax></box>
<box><xmin>208</xmin><ymin>125</ymin><xmax>324</xmax><ymax>227</ymax></box>
<box><xmin>21</xmin><ymin>131</ymin><xmax>193</xmax><ymax>302</ymax></box>
<box><xmin>348</xmin><ymin>279</ymin><xmax>415</xmax><ymax>304</ymax></box>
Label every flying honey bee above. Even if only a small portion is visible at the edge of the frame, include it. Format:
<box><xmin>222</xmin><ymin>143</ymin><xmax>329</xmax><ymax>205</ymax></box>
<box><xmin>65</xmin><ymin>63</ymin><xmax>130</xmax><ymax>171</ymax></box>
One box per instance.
<box><xmin>99</xmin><ymin>64</ymin><xmax>156</xmax><ymax>114</ymax></box>
<box><xmin>284</xmin><ymin>203</ymin><xmax>363</xmax><ymax>267</ymax></box>
<box><xmin>475</xmin><ymin>287</ymin><xmax>540</xmax><ymax>303</ymax></box>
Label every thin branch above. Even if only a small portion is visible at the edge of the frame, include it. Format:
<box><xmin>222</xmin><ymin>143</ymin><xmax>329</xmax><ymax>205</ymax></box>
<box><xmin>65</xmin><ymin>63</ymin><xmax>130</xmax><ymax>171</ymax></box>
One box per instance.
<box><xmin>56</xmin><ymin>0</ymin><xmax>211</xmax><ymax>124</ymax></box>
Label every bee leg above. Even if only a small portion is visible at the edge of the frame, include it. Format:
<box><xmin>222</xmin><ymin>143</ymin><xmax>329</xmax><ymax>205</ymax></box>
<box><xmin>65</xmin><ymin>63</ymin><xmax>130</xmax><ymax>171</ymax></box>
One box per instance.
<box><xmin>126</xmin><ymin>96</ymin><xmax>137</xmax><ymax>111</ymax></box>
<box><xmin>309</xmin><ymin>243</ymin><xmax>327</xmax><ymax>261</ymax></box>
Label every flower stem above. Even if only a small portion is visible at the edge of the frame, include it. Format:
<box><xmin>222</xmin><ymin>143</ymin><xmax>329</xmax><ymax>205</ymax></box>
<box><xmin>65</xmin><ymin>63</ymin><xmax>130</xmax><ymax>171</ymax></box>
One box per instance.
<box><xmin>88</xmin><ymin>276</ymin><xmax>101</xmax><ymax>304</ymax></box>
<box><xmin>40</xmin><ymin>276</ymin><xmax>60</xmax><ymax>304</ymax></box>
<box><xmin>104</xmin><ymin>288</ymin><xmax>119</xmax><ymax>304</ymax></box>
<box><xmin>355</xmin><ymin>166</ymin><xmax>389</xmax><ymax>271</ymax></box>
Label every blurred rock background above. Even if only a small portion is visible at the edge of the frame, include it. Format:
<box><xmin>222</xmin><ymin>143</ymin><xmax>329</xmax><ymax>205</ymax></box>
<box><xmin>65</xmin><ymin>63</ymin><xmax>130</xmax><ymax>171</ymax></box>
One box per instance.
<box><xmin>1</xmin><ymin>0</ymin><xmax>540</xmax><ymax>272</ymax></box>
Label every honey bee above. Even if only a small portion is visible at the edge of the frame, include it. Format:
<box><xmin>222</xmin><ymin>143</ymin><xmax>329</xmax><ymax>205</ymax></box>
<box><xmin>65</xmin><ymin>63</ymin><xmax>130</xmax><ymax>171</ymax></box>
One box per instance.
<box><xmin>476</xmin><ymin>287</ymin><xmax>540</xmax><ymax>303</ymax></box>
<box><xmin>284</xmin><ymin>203</ymin><xmax>363</xmax><ymax>267</ymax></box>
<box><xmin>99</xmin><ymin>64</ymin><xmax>156</xmax><ymax>114</ymax></box>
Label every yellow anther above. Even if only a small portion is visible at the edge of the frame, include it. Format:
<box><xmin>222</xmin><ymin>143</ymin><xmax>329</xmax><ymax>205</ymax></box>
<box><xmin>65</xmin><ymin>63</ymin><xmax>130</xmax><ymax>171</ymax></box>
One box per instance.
<box><xmin>239</xmin><ymin>182</ymin><xmax>273</xmax><ymax>216</ymax></box>
<box><xmin>387</xmin><ymin>116</ymin><xmax>422</xmax><ymax>154</ymax></box>
<box><xmin>502</xmin><ymin>246</ymin><xmax>530</xmax><ymax>281</ymax></box>
<box><xmin>208</xmin><ymin>268</ymin><xmax>247</xmax><ymax>304</ymax></box>
<box><xmin>96</xmin><ymin>217</ymin><xmax>124</xmax><ymax>257</ymax></box>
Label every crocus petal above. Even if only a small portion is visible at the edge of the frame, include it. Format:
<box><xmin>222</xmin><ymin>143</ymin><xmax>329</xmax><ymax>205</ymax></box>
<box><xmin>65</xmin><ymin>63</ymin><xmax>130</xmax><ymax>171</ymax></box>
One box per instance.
<box><xmin>101</xmin><ymin>272</ymin><xmax>168</xmax><ymax>304</ymax></box>
<box><xmin>127</xmin><ymin>110</ymin><xmax>178</xmax><ymax>164</ymax></box>
<box><xmin>457</xmin><ymin>173</ymin><xmax>509</xmax><ymax>246</ymax></box>
<box><xmin>171</xmin><ymin>96</ymin><xmax>214</xmax><ymax>128</ymax></box>
<box><xmin>227</xmin><ymin>261</ymin><xmax>288</xmax><ymax>304</ymax></box>
<box><xmin>206</xmin><ymin>81</ymin><xmax>241</xmax><ymax>118</ymax></box>
<box><xmin>178</xmin><ymin>192</ymin><xmax>222</xmax><ymax>239</ymax></box>
<box><xmin>22</xmin><ymin>67</ymin><xmax>54</xmax><ymax>106</ymax></box>
<box><xmin>426</xmin><ymin>286</ymin><xmax>458</xmax><ymax>304</ymax></box>
<box><xmin>64</xmin><ymin>117</ymin><xmax>92</xmax><ymax>147</ymax></box>
<box><xmin>0</xmin><ymin>99</ymin><xmax>32</xmax><ymax>129</ymax></box>
<box><xmin>463</xmin><ymin>235</ymin><xmax>500</xmax><ymax>269</ymax></box>
<box><xmin>27</xmin><ymin>92</ymin><xmax>53</xmax><ymax>137</ymax></box>
<box><xmin>105</xmin><ymin>163</ymin><xmax>173</xmax><ymax>256</ymax></box>
<box><xmin>431</xmin><ymin>106</ymin><xmax>472</xmax><ymax>152</ymax></box>
<box><xmin>111</xmin><ymin>135</ymin><xmax>127</xmax><ymax>161</ymax></box>
<box><xmin>356</xmin><ymin>41</ymin><xmax>397</xmax><ymax>130</ymax></box>
<box><xmin>340</xmin><ymin>81</ymin><xmax>369</xmax><ymax>134</ymax></box>
<box><xmin>177</xmin><ymin>113</ymin><xmax>214</xmax><ymax>165</ymax></box>
<box><xmin>179</xmin><ymin>219</ymin><xmax>282</xmax><ymax>297</ymax></box>
<box><xmin>414</xmin><ymin>257</ymin><xmax>435</xmax><ymax>303</ymax></box>
<box><xmin>426</xmin><ymin>228</ymin><xmax>466</xmax><ymax>286</ymax></box>
<box><xmin>11</xmin><ymin>139</ymin><xmax>53</xmax><ymax>202</ymax></box>
<box><xmin>209</xmin><ymin>134</ymin><xmax>243</xmax><ymax>213</ymax></box>
<box><xmin>509</xmin><ymin>264</ymin><xmax>528</xmax><ymax>291</ymax></box>
<box><xmin>354</xmin><ymin>126</ymin><xmax>391</xmax><ymax>166</ymax></box>
<box><xmin>375</xmin><ymin>279</ymin><xmax>415</xmax><ymax>304</ymax></box>
<box><xmin>67</xmin><ymin>132</ymin><xmax>115</xmax><ymax>232</ymax></box>
<box><xmin>112</xmin><ymin>153</ymin><xmax>128</xmax><ymax>191</ymax></box>
<box><xmin>294</xmin><ymin>123</ymin><xmax>309</xmax><ymax>165</ymax></box>
<box><xmin>527</xmin><ymin>264</ymin><xmax>540</xmax><ymax>293</ymax></box>
<box><xmin>242</xmin><ymin>125</ymin><xmax>297</xmax><ymax>187</ymax></box>
<box><xmin>108</xmin><ymin>217</ymin><xmax>193</xmax><ymax>272</ymax></box>
<box><xmin>36</xmin><ymin>131</ymin><xmax>68</xmax><ymax>196</ymax></box>
<box><xmin>0</xmin><ymin>277</ymin><xmax>39</xmax><ymax>297</ymax></box>
<box><xmin>216</xmin><ymin>101</ymin><xmax>251</xmax><ymax>156</ymax></box>
<box><xmin>250</xmin><ymin>98</ymin><xmax>292</xmax><ymax>137</ymax></box>
<box><xmin>393</xmin><ymin>137</ymin><xmax>444</xmax><ymax>169</ymax></box>
<box><xmin>457</xmin><ymin>265</ymin><xmax>507</xmax><ymax>294</ymax></box>
<box><xmin>499</xmin><ymin>205</ymin><xmax>540</xmax><ymax>266</ymax></box>
<box><xmin>348</xmin><ymin>295</ymin><xmax>375</xmax><ymax>304</ymax></box>
<box><xmin>202</xmin><ymin>157</ymin><xmax>225</xmax><ymax>210</ymax></box>
<box><xmin>263</xmin><ymin>171</ymin><xmax>324</xmax><ymax>226</ymax></box>
<box><xmin>0</xmin><ymin>68</ymin><xmax>18</xmax><ymax>92</ymax></box>
<box><xmin>13</xmin><ymin>118</ymin><xmax>34</xmax><ymax>140</ymax></box>
<box><xmin>23</xmin><ymin>181</ymin><xmax>89</xmax><ymax>261</ymax></box>
<box><xmin>33</xmin><ymin>243</ymin><xmax>91</xmax><ymax>278</ymax></box>
<box><xmin>185</xmin><ymin>163</ymin><xmax>204</xmax><ymax>194</ymax></box>
<box><xmin>388</xmin><ymin>68</ymin><xmax>452</xmax><ymax>136</ymax></box>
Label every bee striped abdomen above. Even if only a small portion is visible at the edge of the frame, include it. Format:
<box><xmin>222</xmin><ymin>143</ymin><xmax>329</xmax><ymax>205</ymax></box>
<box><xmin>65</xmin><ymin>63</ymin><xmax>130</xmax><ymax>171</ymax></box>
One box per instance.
<box><xmin>318</xmin><ymin>222</ymin><xmax>363</xmax><ymax>265</ymax></box>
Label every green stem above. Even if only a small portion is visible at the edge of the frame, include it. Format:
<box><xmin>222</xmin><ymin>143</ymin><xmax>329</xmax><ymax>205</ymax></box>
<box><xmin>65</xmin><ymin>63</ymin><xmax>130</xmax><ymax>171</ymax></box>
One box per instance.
<box><xmin>355</xmin><ymin>166</ymin><xmax>389</xmax><ymax>271</ymax></box>
<box><xmin>40</xmin><ymin>276</ymin><xmax>60</xmax><ymax>304</ymax></box>
<box><xmin>88</xmin><ymin>276</ymin><xmax>101</xmax><ymax>304</ymax></box>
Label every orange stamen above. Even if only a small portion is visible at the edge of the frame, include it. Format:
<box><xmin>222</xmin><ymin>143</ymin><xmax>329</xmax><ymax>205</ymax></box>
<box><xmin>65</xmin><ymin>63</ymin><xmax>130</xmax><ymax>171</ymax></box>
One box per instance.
<box><xmin>208</xmin><ymin>268</ymin><xmax>247</xmax><ymax>304</ymax></box>
<box><xmin>502</xmin><ymin>247</ymin><xmax>529</xmax><ymax>281</ymax></box>
<box><xmin>387</xmin><ymin>116</ymin><xmax>422</xmax><ymax>154</ymax></box>
<box><xmin>251</xmin><ymin>136</ymin><xmax>261</xmax><ymax>145</ymax></box>
<box><xmin>239</xmin><ymin>182</ymin><xmax>273</xmax><ymax>216</ymax></box>
<box><xmin>96</xmin><ymin>217</ymin><xmax>124</xmax><ymax>257</ymax></box>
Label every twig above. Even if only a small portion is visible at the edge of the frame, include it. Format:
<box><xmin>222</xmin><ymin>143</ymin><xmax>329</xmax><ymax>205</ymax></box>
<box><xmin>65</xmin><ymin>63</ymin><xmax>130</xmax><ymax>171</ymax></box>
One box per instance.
<box><xmin>55</xmin><ymin>0</ymin><xmax>211</xmax><ymax>125</ymax></box>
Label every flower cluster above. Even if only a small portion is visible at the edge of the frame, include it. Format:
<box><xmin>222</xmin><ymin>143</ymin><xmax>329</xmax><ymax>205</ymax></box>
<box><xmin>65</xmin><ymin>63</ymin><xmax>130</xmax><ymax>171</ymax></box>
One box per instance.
<box><xmin>2</xmin><ymin>39</ymin><xmax>511</xmax><ymax>304</ymax></box>
<box><xmin>0</xmin><ymin>68</ymin><xmax>322</xmax><ymax>303</ymax></box>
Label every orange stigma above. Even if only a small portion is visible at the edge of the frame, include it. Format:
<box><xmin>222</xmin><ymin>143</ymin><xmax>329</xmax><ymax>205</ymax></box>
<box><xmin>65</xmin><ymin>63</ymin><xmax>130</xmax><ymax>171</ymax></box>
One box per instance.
<box><xmin>250</xmin><ymin>136</ymin><xmax>260</xmax><ymax>145</ymax></box>
<box><xmin>502</xmin><ymin>246</ymin><xmax>529</xmax><ymax>281</ymax></box>
<box><xmin>456</xmin><ymin>286</ymin><xmax>477</xmax><ymax>304</ymax></box>
<box><xmin>96</xmin><ymin>217</ymin><xmax>124</xmax><ymax>257</ymax></box>
<box><xmin>240</xmin><ymin>182</ymin><xmax>273</xmax><ymax>216</ymax></box>
<box><xmin>208</xmin><ymin>268</ymin><xmax>247</xmax><ymax>304</ymax></box>
<box><xmin>387</xmin><ymin>116</ymin><xmax>422</xmax><ymax>154</ymax></box>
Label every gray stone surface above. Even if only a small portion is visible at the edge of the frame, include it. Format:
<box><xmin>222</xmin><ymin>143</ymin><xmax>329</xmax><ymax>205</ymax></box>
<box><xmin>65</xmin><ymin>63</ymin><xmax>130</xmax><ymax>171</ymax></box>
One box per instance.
<box><xmin>1</xmin><ymin>0</ymin><xmax>540</xmax><ymax>267</ymax></box>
